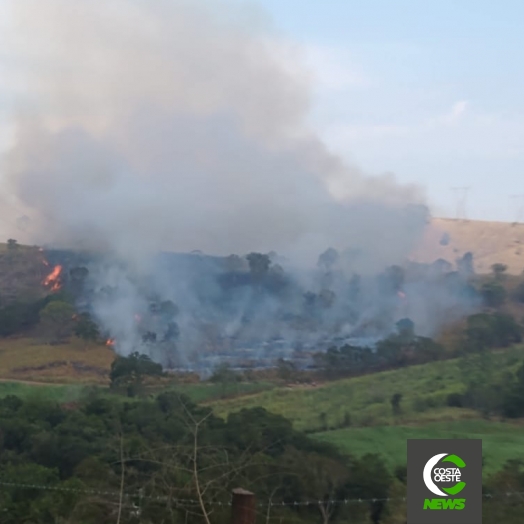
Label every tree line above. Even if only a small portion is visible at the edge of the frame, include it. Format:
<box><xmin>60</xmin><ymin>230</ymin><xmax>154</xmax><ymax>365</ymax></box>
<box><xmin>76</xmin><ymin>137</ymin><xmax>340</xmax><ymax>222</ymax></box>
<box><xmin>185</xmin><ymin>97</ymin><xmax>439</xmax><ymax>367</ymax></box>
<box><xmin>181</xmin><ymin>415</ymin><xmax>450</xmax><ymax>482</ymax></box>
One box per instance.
<box><xmin>0</xmin><ymin>392</ymin><xmax>392</xmax><ymax>524</ymax></box>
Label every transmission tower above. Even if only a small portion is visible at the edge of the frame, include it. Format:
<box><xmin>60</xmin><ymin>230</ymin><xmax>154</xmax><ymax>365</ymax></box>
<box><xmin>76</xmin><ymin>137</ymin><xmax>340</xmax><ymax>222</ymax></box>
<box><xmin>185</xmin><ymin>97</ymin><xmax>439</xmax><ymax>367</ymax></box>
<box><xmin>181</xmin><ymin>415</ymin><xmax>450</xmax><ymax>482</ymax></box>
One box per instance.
<box><xmin>450</xmin><ymin>187</ymin><xmax>471</xmax><ymax>220</ymax></box>
<box><xmin>510</xmin><ymin>194</ymin><xmax>524</xmax><ymax>223</ymax></box>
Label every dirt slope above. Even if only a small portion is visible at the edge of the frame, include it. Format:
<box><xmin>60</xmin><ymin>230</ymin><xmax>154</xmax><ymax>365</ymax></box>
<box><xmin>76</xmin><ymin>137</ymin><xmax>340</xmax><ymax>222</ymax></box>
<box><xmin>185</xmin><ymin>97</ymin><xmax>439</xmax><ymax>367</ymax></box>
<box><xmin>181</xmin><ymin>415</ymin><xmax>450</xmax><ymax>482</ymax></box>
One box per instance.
<box><xmin>411</xmin><ymin>218</ymin><xmax>524</xmax><ymax>274</ymax></box>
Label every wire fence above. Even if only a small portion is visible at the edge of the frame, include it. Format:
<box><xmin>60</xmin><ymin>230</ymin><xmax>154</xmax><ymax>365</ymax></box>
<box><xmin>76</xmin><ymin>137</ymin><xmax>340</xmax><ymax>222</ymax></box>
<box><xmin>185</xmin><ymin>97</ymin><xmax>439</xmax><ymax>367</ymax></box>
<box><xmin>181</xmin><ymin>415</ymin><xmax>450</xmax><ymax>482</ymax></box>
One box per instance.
<box><xmin>1</xmin><ymin>479</ymin><xmax>524</xmax><ymax>507</ymax></box>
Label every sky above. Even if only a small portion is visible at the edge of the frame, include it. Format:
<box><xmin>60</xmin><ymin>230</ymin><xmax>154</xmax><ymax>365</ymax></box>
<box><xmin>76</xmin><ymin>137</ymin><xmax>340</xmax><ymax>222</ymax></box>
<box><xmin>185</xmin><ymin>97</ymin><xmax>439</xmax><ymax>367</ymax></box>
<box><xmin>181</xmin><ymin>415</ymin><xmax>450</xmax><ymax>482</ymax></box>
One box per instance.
<box><xmin>0</xmin><ymin>0</ymin><xmax>523</xmax><ymax>224</ymax></box>
<box><xmin>251</xmin><ymin>0</ymin><xmax>524</xmax><ymax>222</ymax></box>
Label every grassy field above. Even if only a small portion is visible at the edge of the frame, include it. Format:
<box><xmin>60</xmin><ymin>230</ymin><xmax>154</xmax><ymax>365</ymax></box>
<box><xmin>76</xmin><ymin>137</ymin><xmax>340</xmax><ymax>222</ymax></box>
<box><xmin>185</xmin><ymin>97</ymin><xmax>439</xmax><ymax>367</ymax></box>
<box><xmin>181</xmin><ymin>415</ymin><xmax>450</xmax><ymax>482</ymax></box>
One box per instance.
<box><xmin>210</xmin><ymin>346</ymin><xmax>524</xmax><ymax>432</ymax></box>
<box><xmin>172</xmin><ymin>381</ymin><xmax>275</xmax><ymax>403</ymax></box>
<box><xmin>0</xmin><ymin>376</ymin><xmax>275</xmax><ymax>405</ymax></box>
<box><xmin>0</xmin><ymin>334</ymin><xmax>276</xmax><ymax>402</ymax></box>
<box><xmin>315</xmin><ymin>419</ymin><xmax>524</xmax><ymax>476</ymax></box>
<box><xmin>2</xmin><ymin>338</ymin><xmax>524</xmax><ymax>476</ymax></box>
<box><xmin>0</xmin><ymin>337</ymin><xmax>114</xmax><ymax>383</ymax></box>
<box><xmin>208</xmin><ymin>345</ymin><xmax>524</xmax><ymax>475</ymax></box>
<box><xmin>0</xmin><ymin>380</ymin><xmax>91</xmax><ymax>402</ymax></box>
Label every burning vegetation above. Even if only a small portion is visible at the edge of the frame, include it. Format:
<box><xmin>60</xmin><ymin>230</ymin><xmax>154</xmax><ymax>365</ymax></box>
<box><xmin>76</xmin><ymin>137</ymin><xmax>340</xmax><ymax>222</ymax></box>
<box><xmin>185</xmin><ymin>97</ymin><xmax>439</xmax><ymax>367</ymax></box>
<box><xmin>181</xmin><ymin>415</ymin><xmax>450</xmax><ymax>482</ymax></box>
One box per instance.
<box><xmin>42</xmin><ymin>261</ymin><xmax>63</xmax><ymax>292</ymax></box>
<box><xmin>0</xmin><ymin>1</ymin><xmax>481</xmax><ymax>372</ymax></box>
<box><xmin>47</xmin><ymin>246</ymin><xmax>480</xmax><ymax>371</ymax></box>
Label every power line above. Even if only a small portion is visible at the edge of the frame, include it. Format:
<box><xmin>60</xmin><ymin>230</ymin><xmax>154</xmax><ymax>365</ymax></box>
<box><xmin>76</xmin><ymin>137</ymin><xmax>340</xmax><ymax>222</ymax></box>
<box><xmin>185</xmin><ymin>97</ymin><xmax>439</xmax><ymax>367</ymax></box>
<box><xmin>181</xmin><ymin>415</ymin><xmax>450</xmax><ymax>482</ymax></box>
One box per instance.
<box><xmin>510</xmin><ymin>194</ymin><xmax>524</xmax><ymax>223</ymax></box>
<box><xmin>450</xmin><ymin>187</ymin><xmax>471</xmax><ymax>220</ymax></box>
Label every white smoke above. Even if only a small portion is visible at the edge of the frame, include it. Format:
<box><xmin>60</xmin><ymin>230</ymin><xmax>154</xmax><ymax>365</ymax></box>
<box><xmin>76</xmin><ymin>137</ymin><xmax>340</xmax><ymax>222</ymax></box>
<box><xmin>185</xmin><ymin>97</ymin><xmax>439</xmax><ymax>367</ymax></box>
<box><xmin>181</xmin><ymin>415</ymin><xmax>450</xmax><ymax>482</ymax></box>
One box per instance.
<box><xmin>0</xmin><ymin>0</ymin><xmax>448</xmax><ymax>364</ymax></box>
<box><xmin>0</xmin><ymin>0</ymin><xmax>426</xmax><ymax>267</ymax></box>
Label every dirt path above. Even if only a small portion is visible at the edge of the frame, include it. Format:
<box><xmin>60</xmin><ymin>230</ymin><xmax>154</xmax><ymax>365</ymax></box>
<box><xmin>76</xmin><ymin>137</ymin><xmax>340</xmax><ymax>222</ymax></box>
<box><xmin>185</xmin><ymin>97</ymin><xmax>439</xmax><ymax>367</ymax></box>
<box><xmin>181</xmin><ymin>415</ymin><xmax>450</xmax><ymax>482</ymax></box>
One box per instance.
<box><xmin>0</xmin><ymin>377</ymin><xmax>75</xmax><ymax>387</ymax></box>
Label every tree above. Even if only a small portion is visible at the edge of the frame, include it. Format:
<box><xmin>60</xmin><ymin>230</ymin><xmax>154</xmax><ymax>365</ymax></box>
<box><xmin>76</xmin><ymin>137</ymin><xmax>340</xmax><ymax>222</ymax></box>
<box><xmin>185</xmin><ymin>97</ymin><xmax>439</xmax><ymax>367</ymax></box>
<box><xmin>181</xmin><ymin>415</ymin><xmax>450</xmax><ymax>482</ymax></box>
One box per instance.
<box><xmin>281</xmin><ymin>449</ymin><xmax>350</xmax><ymax>524</ymax></box>
<box><xmin>319</xmin><ymin>289</ymin><xmax>336</xmax><ymax>308</ymax></box>
<box><xmin>391</xmin><ymin>393</ymin><xmax>403</xmax><ymax>416</ymax></box>
<box><xmin>431</xmin><ymin>258</ymin><xmax>452</xmax><ymax>274</ymax></box>
<box><xmin>385</xmin><ymin>265</ymin><xmax>405</xmax><ymax>291</ymax></box>
<box><xmin>459</xmin><ymin>348</ymin><xmax>497</xmax><ymax>414</ymax></box>
<box><xmin>492</xmin><ymin>263</ymin><xmax>508</xmax><ymax>280</ymax></box>
<box><xmin>224</xmin><ymin>254</ymin><xmax>246</xmax><ymax>272</ymax></box>
<box><xmin>512</xmin><ymin>281</ymin><xmax>524</xmax><ymax>303</ymax></box>
<box><xmin>246</xmin><ymin>252</ymin><xmax>271</xmax><ymax>276</ymax></box>
<box><xmin>163</xmin><ymin>321</ymin><xmax>180</xmax><ymax>342</ymax></box>
<box><xmin>439</xmin><ymin>232</ymin><xmax>450</xmax><ymax>246</ymax></box>
<box><xmin>348</xmin><ymin>453</ymin><xmax>392</xmax><ymax>524</ymax></box>
<box><xmin>0</xmin><ymin>389</ymin><xmax>404</xmax><ymax>524</ymax></box>
<box><xmin>491</xmin><ymin>314</ymin><xmax>523</xmax><ymax>346</ymax></box>
<box><xmin>303</xmin><ymin>291</ymin><xmax>317</xmax><ymax>309</ymax></box>
<box><xmin>348</xmin><ymin>274</ymin><xmax>361</xmax><ymax>300</ymax></box>
<box><xmin>69</xmin><ymin>267</ymin><xmax>89</xmax><ymax>296</ymax></box>
<box><xmin>457</xmin><ymin>252</ymin><xmax>475</xmax><ymax>277</ymax></box>
<box><xmin>39</xmin><ymin>301</ymin><xmax>76</xmax><ymax>343</ymax></box>
<box><xmin>317</xmin><ymin>248</ymin><xmax>339</xmax><ymax>271</ymax></box>
<box><xmin>466</xmin><ymin>313</ymin><xmax>522</xmax><ymax>350</ymax></box>
<box><xmin>7</xmin><ymin>238</ymin><xmax>18</xmax><ymax>250</ymax></box>
<box><xmin>502</xmin><ymin>363</ymin><xmax>524</xmax><ymax>418</ymax></box>
<box><xmin>110</xmin><ymin>352</ymin><xmax>163</xmax><ymax>396</ymax></box>
<box><xmin>396</xmin><ymin>318</ymin><xmax>415</xmax><ymax>340</ymax></box>
<box><xmin>209</xmin><ymin>363</ymin><xmax>241</xmax><ymax>398</ymax></box>
<box><xmin>480</xmin><ymin>281</ymin><xmax>507</xmax><ymax>307</ymax></box>
<box><xmin>276</xmin><ymin>358</ymin><xmax>297</xmax><ymax>382</ymax></box>
<box><xmin>69</xmin><ymin>266</ymin><xmax>89</xmax><ymax>281</ymax></box>
<box><xmin>0</xmin><ymin>298</ymin><xmax>48</xmax><ymax>337</ymax></box>
<box><xmin>73</xmin><ymin>313</ymin><xmax>100</xmax><ymax>349</ymax></box>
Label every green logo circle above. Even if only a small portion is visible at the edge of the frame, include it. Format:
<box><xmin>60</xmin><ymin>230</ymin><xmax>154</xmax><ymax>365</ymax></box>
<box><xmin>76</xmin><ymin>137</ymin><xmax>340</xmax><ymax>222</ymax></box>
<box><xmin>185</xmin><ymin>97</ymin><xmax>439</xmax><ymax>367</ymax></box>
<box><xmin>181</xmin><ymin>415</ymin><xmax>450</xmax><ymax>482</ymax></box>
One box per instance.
<box><xmin>423</xmin><ymin>453</ymin><xmax>466</xmax><ymax>496</ymax></box>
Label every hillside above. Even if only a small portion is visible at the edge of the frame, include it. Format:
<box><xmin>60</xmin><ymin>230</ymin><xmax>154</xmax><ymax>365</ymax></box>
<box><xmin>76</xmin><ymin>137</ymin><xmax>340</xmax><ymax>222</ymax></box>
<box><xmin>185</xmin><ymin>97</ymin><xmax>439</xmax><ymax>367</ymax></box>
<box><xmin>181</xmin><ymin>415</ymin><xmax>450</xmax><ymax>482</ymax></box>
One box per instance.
<box><xmin>315</xmin><ymin>420</ymin><xmax>524</xmax><ymax>477</ymax></box>
<box><xmin>209</xmin><ymin>355</ymin><xmax>482</xmax><ymax>431</ymax></box>
<box><xmin>0</xmin><ymin>222</ymin><xmax>524</xmax><ymax>385</ymax></box>
<box><xmin>2</xmin><ymin>217</ymin><xmax>524</xmax><ymax>296</ymax></box>
<box><xmin>0</xmin><ymin>337</ymin><xmax>114</xmax><ymax>383</ymax></box>
<box><xmin>209</xmin><ymin>345</ymin><xmax>524</xmax><ymax>473</ymax></box>
<box><xmin>411</xmin><ymin>217</ymin><xmax>524</xmax><ymax>274</ymax></box>
<box><xmin>0</xmin><ymin>243</ymin><xmax>50</xmax><ymax>304</ymax></box>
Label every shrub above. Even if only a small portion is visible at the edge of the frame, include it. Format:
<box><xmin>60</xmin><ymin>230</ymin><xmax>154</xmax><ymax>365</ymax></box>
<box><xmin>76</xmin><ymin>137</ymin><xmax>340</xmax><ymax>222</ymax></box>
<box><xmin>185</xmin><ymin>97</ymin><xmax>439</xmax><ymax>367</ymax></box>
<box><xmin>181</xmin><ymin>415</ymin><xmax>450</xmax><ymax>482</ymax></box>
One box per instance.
<box><xmin>480</xmin><ymin>281</ymin><xmax>507</xmax><ymax>307</ymax></box>
<box><xmin>446</xmin><ymin>392</ymin><xmax>464</xmax><ymax>408</ymax></box>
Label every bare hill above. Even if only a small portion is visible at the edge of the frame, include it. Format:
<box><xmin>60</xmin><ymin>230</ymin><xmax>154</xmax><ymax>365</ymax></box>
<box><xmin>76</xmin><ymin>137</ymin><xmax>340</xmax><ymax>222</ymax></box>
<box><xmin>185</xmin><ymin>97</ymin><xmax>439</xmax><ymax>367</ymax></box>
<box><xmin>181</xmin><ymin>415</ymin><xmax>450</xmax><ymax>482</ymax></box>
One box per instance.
<box><xmin>411</xmin><ymin>218</ymin><xmax>524</xmax><ymax>274</ymax></box>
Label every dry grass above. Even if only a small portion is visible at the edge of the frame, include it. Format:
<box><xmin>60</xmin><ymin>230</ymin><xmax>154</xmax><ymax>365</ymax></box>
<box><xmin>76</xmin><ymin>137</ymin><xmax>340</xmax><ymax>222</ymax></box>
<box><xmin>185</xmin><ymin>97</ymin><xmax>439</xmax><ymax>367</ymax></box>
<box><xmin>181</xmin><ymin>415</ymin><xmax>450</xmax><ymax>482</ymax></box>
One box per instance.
<box><xmin>411</xmin><ymin>218</ymin><xmax>524</xmax><ymax>274</ymax></box>
<box><xmin>0</xmin><ymin>336</ymin><xmax>115</xmax><ymax>384</ymax></box>
<box><xmin>0</xmin><ymin>243</ymin><xmax>49</xmax><ymax>303</ymax></box>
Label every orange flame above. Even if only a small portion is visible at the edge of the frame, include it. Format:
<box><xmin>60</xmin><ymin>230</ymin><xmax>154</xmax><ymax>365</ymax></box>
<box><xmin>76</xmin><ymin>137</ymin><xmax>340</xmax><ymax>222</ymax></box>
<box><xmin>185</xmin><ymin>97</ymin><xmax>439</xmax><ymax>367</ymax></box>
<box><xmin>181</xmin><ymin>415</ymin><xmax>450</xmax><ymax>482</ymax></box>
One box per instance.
<box><xmin>106</xmin><ymin>338</ymin><xmax>115</xmax><ymax>347</ymax></box>
<box><xmin>43</xmin><ymin>264</ymin><xmax>63</xmax><ymax>291</ymax></box>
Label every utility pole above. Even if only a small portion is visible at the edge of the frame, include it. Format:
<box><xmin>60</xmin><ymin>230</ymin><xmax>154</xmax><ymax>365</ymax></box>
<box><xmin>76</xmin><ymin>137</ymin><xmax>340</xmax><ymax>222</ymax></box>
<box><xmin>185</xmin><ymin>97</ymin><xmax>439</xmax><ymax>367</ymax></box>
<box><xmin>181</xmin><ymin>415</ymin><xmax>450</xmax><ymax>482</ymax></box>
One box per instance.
<box><xmin>450</xmin><ymin>187</ymin><xmax>471</xmax><ymax>220</ymax></box>
<box><xmin>510</xmin><ymin>194</ymin><xmax>524</xmax><ymax>223</ymax></box>
<box><xmin>231</xmin><ymin>488</ymin><xmax>256</xmax><ymax>524</ymax></box>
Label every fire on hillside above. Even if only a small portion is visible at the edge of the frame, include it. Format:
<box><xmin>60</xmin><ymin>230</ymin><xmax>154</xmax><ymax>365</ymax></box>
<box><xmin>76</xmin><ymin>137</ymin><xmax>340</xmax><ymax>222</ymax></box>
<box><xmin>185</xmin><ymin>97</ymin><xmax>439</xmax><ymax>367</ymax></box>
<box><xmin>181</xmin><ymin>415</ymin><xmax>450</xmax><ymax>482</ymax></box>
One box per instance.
<box><xmin>37</xmin><ymin>248</ymin><xmax>481</xmax><ymax>372</ymax></box>
<box><xmin>42</xmin><ymin>263</ymin><xmax>63</xmax><ymax>292</ymax></box>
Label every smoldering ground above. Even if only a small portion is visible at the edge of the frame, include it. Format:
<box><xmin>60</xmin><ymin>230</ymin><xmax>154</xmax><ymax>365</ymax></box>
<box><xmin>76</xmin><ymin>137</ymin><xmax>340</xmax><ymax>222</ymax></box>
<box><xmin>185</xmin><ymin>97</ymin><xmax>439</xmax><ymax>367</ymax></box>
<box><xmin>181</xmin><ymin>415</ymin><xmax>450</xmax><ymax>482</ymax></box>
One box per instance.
<box><xmin>0</xmin><ymin>0</ymin><xmax>477</xmax><ymax>366</ymax></box>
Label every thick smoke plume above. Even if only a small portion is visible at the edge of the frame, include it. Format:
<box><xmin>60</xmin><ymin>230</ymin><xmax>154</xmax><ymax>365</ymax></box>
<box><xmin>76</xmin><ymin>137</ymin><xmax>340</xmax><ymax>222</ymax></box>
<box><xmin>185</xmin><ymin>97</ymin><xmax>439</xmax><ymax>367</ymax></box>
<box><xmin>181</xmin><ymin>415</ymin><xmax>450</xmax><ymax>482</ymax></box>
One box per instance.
<box><xmin>1</xmin><ymin>0</ymin><xmax>424</xmax><ymax>263</ymax></box>
<box><xmin>0</xmin><ymin>0</ymin><xmax>477</xmax><ymax>368</ymax></box>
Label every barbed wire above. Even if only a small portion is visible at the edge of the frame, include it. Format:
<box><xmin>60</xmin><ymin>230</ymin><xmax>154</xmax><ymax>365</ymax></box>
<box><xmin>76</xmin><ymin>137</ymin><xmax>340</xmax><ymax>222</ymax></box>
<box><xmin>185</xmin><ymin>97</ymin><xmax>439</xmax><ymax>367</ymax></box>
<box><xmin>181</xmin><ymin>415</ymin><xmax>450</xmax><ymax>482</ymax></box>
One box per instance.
<box><xmin>1</xmin><ymin>479</ymin><xmax>524</xmax><ymax>507</ymax></box>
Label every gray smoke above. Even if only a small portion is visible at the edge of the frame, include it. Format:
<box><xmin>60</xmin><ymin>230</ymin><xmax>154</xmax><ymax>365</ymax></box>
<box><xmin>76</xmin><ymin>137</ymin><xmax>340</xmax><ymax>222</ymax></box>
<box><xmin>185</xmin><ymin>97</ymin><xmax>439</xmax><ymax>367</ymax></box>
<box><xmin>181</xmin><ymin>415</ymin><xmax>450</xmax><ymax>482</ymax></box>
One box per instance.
<box><xmin>0</xmin><ymin>0</ymin><xmax>473</xmax><ymax>367</ymax></box>
<box><xmin>1</xmin><ymin>0</ymin><xmax>425</xmax><ymax>263</ymax></box>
